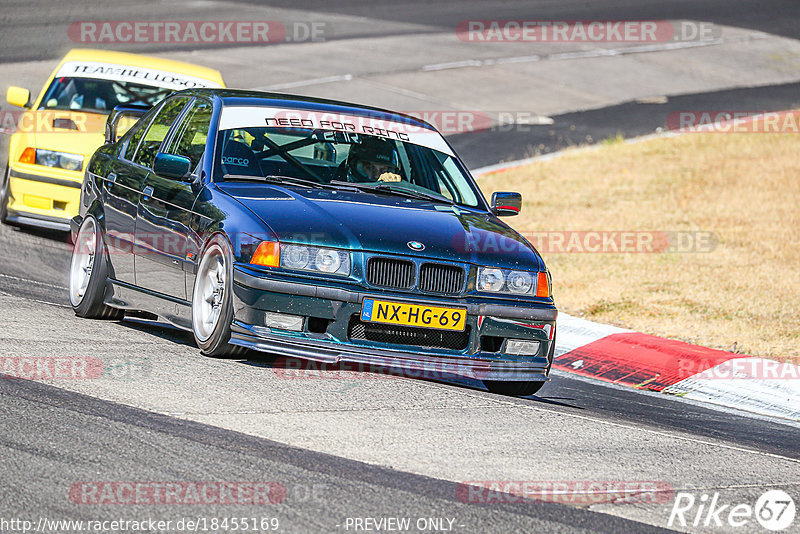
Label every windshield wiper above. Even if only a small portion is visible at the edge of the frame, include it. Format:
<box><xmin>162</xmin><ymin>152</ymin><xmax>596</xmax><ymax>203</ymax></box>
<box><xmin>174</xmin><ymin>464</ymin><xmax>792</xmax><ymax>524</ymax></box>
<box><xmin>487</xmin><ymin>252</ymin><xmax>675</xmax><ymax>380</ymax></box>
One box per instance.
<box><xmin>329</xmin><ymin>181</ymin><xmax>454</xmax><ymax>204</ymax></box>
<box><xmin>223</xmin><ymin>174</ymin><xmax>334</xmax><ymax>189</ymax></box>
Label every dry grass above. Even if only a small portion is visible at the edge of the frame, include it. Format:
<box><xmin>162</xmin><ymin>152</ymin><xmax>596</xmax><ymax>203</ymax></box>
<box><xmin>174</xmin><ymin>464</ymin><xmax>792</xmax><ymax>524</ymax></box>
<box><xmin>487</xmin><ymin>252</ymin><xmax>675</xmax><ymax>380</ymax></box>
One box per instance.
<box><xmin>478</xmin><ymin>133</ymin><xmax>800</xmax><ymax>361</ymax></box>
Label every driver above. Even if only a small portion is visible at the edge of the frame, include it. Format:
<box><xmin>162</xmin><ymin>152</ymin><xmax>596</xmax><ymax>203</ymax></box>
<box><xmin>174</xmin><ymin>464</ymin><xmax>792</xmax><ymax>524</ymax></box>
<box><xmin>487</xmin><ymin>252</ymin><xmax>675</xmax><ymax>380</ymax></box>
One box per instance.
<box><xmin>67</xmin><ymin>79</ymin><xmax>112</xmax><ymax>111</ymax></box>
<box><xmin>345</xmin><ymin>136</ymin><xmax>402</xmax><ymax>183</ymax></box>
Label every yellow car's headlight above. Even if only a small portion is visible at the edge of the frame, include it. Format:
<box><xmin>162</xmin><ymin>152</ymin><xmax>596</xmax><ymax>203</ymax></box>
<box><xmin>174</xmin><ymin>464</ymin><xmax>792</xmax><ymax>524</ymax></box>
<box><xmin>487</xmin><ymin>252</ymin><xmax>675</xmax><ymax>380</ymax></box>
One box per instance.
<box><xmin>34</xmin><ymin>149</ymin><xmax>84</xmax><ymax>171</ymax></box>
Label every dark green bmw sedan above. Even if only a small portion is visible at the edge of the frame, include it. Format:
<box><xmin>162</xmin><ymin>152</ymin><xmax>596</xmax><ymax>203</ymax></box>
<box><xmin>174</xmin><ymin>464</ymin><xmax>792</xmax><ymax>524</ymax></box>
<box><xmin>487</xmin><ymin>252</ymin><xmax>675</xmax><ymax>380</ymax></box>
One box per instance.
<box><xmin>69</xmin><ymin>88</ymin><xmax>557</xmax><ymax>396</ymax></box>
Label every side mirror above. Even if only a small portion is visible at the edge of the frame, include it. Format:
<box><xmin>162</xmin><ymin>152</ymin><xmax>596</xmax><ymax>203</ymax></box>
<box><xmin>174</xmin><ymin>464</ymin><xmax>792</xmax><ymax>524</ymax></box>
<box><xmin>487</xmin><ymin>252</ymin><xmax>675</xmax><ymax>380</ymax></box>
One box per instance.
<box><xmin>6</xmin><ymin>86</ymin><xmax>31</xmax><ymax>108</ymax></box>
<box><xmin>153</xmin><ymin>152</ymin><xmax>192</xmax><ymax>180</ymax></box>
<box><xmin>491</xmin><ymin>192</ymin><xmax>522</xmax><ymax>217</ymax></box>
<box><xmin>105</xmin><ymin>104</ymin><xmax>150</xmax><ymax>144</ymax></box>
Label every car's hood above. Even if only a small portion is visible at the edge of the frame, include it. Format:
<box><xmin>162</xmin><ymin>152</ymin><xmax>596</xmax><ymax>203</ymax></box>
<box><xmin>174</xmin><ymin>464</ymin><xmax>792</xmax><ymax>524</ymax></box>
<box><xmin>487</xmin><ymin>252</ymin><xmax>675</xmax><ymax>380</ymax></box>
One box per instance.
<box><xmin>24</xmin><ymin>110</ymin><xmax>107</xmax><ymax>159</ymax></box>
<box><xmin>220</xmin><ymin>183</ymin><xmax>544</xmax><ymax>270</ymax></box>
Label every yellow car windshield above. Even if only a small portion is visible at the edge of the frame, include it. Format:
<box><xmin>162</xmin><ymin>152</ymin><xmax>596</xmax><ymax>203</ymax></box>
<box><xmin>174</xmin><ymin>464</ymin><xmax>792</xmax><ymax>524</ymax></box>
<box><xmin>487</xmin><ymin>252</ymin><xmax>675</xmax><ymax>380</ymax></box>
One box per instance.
<box><xmin>39</xmin><ymin>76</ymin><xmax>171</xmax><ymax>113</ymax></box>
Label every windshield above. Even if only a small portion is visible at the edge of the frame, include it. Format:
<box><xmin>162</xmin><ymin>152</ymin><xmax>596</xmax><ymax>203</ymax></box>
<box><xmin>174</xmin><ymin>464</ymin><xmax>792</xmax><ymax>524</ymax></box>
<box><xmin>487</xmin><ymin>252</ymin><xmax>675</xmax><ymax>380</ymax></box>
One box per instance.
<box><xmin>39</xmin><ymin>77</ymin><xmax>172</xmax><ymax>113</ymax></box>
<box><xmin>214</xmin><ymin>126</ymin><xmax>483</xmax><ymax>208</ymax></box>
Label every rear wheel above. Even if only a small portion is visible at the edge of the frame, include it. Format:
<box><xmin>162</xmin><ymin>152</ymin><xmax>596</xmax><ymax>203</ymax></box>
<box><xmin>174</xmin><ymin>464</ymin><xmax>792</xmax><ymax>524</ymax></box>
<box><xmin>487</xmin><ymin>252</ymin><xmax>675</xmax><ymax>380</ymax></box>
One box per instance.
<box><xmin>192</xmin><ymin>235</ymin><xmax>247</xmax><ymax>358</ymax></box>
<box><xmin>69</xmin><ymin>215</ymin><xmax>124</xmax><ymax>319</ymax></box>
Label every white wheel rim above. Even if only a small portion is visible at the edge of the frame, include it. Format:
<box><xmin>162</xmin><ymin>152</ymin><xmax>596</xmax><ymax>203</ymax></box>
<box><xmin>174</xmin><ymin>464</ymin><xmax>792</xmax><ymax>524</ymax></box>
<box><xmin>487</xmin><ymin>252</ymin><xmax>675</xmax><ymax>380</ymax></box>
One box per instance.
<box><xmin>69</xmin><ymin>218</ymin><xmax>97</xmax><ymax>306</ymax></box>
<box><xmin>193</xmin><ymin>243</ymin><xmax>227</xmax><ymax>342</ymax></box>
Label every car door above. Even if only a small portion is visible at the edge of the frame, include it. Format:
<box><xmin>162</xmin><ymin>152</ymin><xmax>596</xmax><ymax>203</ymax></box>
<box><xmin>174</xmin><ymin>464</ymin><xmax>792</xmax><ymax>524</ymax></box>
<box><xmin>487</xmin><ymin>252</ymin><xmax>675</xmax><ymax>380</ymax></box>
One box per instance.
<box><xmin>135</xmin><ymin>97</ymin><xmax>211</xmax><ymax>300</ymax></box>
<box><xmin>101</xmin><ymin>115</ymin><xmax>153</xmax><ymax>284</ymax></box>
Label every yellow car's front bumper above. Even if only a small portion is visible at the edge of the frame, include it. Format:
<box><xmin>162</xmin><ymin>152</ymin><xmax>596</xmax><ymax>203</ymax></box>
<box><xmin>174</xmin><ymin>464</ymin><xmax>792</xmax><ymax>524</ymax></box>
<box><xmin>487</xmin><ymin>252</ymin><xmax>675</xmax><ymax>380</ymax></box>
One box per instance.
<box><xmin>5</xmin><ymin>165</ymin><xmax>82</xmax><ymax>231</ymax></box>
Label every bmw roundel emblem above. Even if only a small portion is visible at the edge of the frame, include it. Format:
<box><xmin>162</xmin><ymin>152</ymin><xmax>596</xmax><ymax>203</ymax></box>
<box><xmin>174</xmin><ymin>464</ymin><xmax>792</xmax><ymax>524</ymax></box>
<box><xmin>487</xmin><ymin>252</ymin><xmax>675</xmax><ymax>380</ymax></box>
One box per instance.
<box><xmin>407</xmin><ymin>241</ymin><xmax>425</xmax><ymax>251</ymax></box>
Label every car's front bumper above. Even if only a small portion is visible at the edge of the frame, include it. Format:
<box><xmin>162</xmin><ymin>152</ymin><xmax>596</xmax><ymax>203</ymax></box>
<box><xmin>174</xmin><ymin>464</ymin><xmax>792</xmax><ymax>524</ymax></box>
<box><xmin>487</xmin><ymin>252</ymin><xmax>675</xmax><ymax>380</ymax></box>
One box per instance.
<box><xmin>5</xmin><ymin>166</ymin><xmax>81</xmax><ymax>231</ymax></box>
<box><xmin>230</xmin><ymin>265</ymin><xmax>557</xmax><ymax>382</ymax></box>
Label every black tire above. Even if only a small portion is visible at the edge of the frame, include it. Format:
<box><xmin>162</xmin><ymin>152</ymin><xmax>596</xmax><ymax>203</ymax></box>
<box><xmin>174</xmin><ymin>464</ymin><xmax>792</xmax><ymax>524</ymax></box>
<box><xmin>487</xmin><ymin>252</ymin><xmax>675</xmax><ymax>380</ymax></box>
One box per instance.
<box><xmin>0</xmin><ymin>166</ymin><xmax>10</xmax><ymax>224</ymax></box>
<box><xmin>191</xmin><ymin>234</ymin><xmax>247</xmax><ymax>358</ymax></box>
<box><xmin>69</xmin><ymin>215</ymin><xmax>124</xmax><ymax>320</ymax></box>
<box><xmin>484</xmin><ymin>328</ymin><xmax>557</xmax><ymax>397</ymax></box>
<box><xmin>484</xmin><ymin>380</ymin><xmax>545</xmax><ymax>397</ymax></box>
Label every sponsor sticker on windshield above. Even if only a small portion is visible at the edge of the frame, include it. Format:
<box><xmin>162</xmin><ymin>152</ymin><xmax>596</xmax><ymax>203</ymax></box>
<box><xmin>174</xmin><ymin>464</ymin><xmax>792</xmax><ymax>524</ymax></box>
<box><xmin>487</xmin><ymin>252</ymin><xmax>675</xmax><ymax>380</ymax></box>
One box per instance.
<box><xmin>218</xmin><ymin>106</ymin><xmax>456</xmax><ymax>156</ymax></box>
<box><xmin>55</xmin><ymin>61</ymin><xmax>223</xmax><ymax>91</ymax></box>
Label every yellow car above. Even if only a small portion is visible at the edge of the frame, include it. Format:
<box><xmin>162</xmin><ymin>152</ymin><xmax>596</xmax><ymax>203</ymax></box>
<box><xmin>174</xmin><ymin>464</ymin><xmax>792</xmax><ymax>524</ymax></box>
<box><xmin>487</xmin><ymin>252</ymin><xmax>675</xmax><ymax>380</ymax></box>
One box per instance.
<box><xmin>1</xmin><ymin>48</ymin><xmax>225</xmax><ymax>231</ymax></box>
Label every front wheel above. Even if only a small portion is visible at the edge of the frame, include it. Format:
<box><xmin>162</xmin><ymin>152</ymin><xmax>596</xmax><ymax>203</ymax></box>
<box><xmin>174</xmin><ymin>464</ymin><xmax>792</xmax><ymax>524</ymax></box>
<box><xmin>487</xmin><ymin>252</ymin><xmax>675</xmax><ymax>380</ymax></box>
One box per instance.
<box><xmin>191</xmin><ymin>235</ymin><xmax>246</xmax><ymax>358</ymax></box>
<box><xmin>483</xmin><ymin>380</ymin><xmax>545</xmax><ymax>397</ymax></box>
<box><xmin>69</xmin><ymin>215</ymin><xmax>124</xmax><ymax>319</ymax></box>
<box><xmin>484</xmin><ymin>331</ymin><xmax>556</xmax><ymax>397</ymax></box>
<box><xmin>0</xmin><ymin>166</ymin><xmax>10</xmax><ymax>223</ymax></box>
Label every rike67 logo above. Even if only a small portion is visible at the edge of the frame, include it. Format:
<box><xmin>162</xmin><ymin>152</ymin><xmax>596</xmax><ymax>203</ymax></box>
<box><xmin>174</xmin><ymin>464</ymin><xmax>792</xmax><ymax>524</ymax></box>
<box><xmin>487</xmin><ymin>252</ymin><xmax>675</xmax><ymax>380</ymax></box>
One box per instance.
<box><xmin>669</xmin><ymin>490</ymin><xmax>796</xmax><ymax>531</ymax></box>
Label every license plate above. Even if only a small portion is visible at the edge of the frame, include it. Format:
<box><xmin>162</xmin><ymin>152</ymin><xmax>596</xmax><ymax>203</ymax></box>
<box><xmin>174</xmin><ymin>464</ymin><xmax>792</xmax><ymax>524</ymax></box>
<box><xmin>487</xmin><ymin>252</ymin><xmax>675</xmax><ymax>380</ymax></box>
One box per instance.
<box><xmin>360</xmin><ymin>298</ymin><xmax>467</xmax><ymax>331</ymax></box>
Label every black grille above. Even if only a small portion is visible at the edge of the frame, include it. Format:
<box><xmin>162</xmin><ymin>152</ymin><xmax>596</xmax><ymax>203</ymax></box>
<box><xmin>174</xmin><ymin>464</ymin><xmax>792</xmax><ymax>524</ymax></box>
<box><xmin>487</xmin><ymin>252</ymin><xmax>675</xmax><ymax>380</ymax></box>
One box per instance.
<box><xmin>418</xmin><ymin>263</ymin><xmax>465</xmax><ymax>294</ymax></box>
<box><xmin>348</xmin><ymin>316</ymin><xmax>470</xmax><ymax>351</ymax></box>
<box><xmin>367</xmin><ymin>257</ymin><xmax>415</xmax><ymax>289</ymax></box>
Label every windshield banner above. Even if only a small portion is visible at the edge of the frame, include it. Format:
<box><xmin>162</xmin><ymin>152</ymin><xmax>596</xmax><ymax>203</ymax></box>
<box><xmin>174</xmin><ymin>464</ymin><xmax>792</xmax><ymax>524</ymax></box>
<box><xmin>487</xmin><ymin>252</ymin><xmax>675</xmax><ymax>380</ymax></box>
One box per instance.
<box><xmin>218</xmin><ymin>106</ymin><xmax>456</xmax><ymax>156</ymax></box>
<box><xmin>55</xmin><ymin>61</ymin><xmax>223</xmax><ymax>91</ymax></box>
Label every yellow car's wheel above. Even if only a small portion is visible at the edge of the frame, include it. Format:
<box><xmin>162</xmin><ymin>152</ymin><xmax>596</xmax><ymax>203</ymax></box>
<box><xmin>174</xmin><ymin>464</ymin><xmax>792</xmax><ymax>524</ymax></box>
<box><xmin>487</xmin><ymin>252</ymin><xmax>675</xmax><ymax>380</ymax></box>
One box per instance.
<box><xmin>0</xmin><ymin>166</ymin><xmax>10</xmax><ymax>224</ymax></box>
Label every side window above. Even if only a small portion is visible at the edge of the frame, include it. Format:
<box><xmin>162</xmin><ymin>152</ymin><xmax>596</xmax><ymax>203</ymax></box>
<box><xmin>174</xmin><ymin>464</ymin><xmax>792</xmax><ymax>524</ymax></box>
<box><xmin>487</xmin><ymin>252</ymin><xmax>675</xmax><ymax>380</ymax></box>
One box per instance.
<box><xmin>123</xmin><ymin>119</ymin><xmax>148</xmax><ymax>161</ymax></box>
<box><xmin>164</xmin><ymin>100</ymin><xmax>212</xmax><ymax>171</ymax></box>
<box><xmin>133</xmin><ymin>96</ymin><xmax>190</xmax><ymax>169</ymax></box>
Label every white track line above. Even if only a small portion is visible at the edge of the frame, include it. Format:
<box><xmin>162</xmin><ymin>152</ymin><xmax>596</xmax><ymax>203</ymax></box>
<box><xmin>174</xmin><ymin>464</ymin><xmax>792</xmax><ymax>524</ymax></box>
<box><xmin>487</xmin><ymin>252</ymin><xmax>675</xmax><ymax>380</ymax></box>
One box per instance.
<box><xmin>255</xmin><ymin>74</ymin><xmax>354</xmax><ymax>91</ymax></box>
<box><xmin>0</xmin><ymin>272</ymin><xmax>67</xmax><ymax>290</ymax></box>
<box><xmin>422</xmin><ymin>33</ymin><xmax>767</xmax><ymax>72</ymax></box>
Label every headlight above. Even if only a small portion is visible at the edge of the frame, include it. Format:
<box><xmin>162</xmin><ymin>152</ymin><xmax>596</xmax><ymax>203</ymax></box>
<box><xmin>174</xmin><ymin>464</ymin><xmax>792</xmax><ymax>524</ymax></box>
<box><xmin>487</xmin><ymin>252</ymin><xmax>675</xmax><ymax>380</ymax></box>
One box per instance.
<box><xmin>315</xmin><ymin>248</ymin><xmax>342</xmax><ymax>273</ymax></box>
<box><xmin>277</xmin><ymin>243</ymin><xmax>350</xmax><ymax>276</ymax></box>
<box><xmin>477</xmin><ymin>268</ymin><xmax>505</xmax><ymax>292</ymax></box>
<box><xmin>506</xmin><ymin>271</ymin><xmax>533</xmax><ymax>294</ymax></box>
<box><xmin>280</xmin><ymin>244</ymin><xmax>349</xmax><ymax>275</ymax></box>
<box><xmin>37</xmin><ymin>150</ymin><xmax>59</xmax><ymax>167</ymax></box>
<box><xmin>35</xmin><ymin>149</ymin><xmax>84</xmax><ymax>171</ymax></box>
<box><xmin>477</xmin><ymin>267</ymin><xmax>550</xmax><ymax>297</ymax></box>
<box><xmin>282</xmin><ymin>244</ymin><xmax>311</xmax><ymax>269</ymax></box>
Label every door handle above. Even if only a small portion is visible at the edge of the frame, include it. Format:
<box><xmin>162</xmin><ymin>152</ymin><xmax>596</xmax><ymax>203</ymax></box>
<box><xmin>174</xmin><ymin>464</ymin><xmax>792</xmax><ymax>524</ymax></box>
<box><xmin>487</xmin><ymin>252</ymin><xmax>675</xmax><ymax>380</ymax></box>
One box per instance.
<box><xmin>142</xmin><ymin>186</ymin><xmax>154</xmax><ymax>200</ymax></box>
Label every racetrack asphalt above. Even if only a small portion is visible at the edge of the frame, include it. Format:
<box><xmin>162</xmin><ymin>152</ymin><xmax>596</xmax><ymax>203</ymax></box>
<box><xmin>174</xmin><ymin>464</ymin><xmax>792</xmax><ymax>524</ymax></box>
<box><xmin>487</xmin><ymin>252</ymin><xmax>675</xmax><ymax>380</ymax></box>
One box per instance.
<box><xmin>2</xmin><ymin>378</ymin><xmax>673</xmax><ymax>533</ymax></box>
<box><xmin>1</xmin><ymin>1</ymin><xmax>800</xmax><ymax>532</ymax></box>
